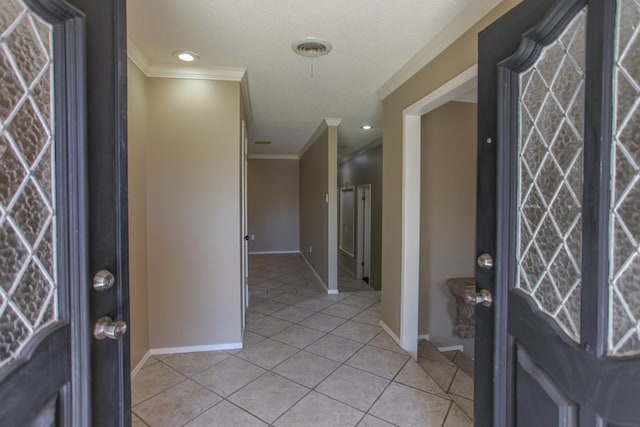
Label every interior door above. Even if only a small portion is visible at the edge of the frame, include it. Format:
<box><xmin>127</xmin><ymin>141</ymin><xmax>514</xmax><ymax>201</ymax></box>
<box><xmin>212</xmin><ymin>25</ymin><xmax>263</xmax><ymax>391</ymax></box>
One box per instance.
<box><xmin>477</xmin><ymin>0</ymin><xmax>640</xmax><ymax>425</ymax></box>
<box><xmin>0</xmin><ymin>0</ymin><xmax>129</xmax><ymax>425</ymax></box>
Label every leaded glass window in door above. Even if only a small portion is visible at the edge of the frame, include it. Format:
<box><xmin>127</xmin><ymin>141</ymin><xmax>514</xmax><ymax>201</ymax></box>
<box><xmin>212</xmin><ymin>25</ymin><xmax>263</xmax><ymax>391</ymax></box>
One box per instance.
<box><xmin>516</xmin><ymin>9</ymin><xmax>587</xmax><ymax>343</ymax></box>
<box><xmin>0</xmin><ymin>0</ymin><xmax>56</xmax><ymax>367</ymax></box>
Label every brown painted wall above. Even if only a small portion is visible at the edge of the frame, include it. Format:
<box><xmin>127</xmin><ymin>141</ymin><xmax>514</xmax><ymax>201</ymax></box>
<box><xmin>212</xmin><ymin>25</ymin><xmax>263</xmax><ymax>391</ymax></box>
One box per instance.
<box><xmin>299</xmin><ymin>129</ymin><xmax>329</xmax><ymax>285</ymax></box>
<box><xmin>338</xmin><ymin>144</ymin><xmax>383</xmax><ymax>290</ymax></box>
<box><xmin>381</xmin><ymin>0</ymin><xmax>521</xmax><ymax>337</ymax></box>
<box><xmin>420</xmin><ymin>102</ymin><xmax>477</xmax><ymax>356</ymax></box>
<box><xmin>127</xmin><ymin>59</ymin><xmax>149</xmax><ymax>369</ymax></box>
<box><xmin>248</xmin><ymin>159</ymin><xmax>300</xmax><ymax>253</ymax></box>
<box><xmin>146</xmin><ymin>78</ymin><xmax>242</xmax><ymax>348</ymax></box>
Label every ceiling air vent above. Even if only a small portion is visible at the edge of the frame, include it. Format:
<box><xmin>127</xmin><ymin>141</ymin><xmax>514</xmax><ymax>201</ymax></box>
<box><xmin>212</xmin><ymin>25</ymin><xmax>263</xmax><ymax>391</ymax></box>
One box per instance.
<box><xmin>292</xmin><ymin>38</ymin><xmax>332</xmax><ymax>57</ymax></box>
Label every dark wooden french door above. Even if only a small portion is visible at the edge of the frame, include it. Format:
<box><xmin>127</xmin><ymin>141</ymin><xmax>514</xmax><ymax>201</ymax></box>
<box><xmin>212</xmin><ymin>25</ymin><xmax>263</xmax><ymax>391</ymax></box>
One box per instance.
<box><xmin>476</xmin><ymin>0</ymin><xmax>640</xmax><ymax>425</ymax></box>
<box><xmin>0</xmin><ymin>0</ymin><xmax>129</xmax><ymax>425</ymax></box>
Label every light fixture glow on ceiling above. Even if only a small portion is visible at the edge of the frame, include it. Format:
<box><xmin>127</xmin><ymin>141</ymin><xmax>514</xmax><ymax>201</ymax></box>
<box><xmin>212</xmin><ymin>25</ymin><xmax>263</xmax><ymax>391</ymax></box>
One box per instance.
<box><xmin>361</xmin><ymin>125</ymin><xmax>372</xmax><ymax>130</ymax></box>
<box><xmin>173</xmin><ymin>50</ymin><xmax>200</xmax><ymax>63</ymax></box>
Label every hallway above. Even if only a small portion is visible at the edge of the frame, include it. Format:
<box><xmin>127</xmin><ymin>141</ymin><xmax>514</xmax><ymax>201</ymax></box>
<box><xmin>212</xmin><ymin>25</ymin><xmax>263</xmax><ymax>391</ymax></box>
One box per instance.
<box><xmin>131</xmin><ymin>254</ymin><xmax>473</xmax><ymax>426</ymax></box>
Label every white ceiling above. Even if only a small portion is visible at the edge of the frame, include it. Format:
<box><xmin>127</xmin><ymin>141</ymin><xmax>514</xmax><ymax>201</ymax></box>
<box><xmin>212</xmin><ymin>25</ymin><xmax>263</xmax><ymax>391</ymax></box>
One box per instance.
<box><xmin>127</xmin><ymin>0</ymin><xmax>493</xmax><ymax>156</ymax></box>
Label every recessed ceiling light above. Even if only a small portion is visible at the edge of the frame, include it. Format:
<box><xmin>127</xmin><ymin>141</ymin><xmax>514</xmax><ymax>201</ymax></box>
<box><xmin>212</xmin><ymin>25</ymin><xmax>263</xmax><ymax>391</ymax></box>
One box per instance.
<box><xmin>173</xmin><ymin>50</ymin><xmax>200</xmax><ymax>63</ymax></box>
<box><xmin>254</xmin><ymin>140</ymin><xmax>272</xmax><ymax>145</ymax></box>
<box><xmin>361</xmin><ymin>125</ymin><xmax>372</xmax><ymax>130</ymax></box>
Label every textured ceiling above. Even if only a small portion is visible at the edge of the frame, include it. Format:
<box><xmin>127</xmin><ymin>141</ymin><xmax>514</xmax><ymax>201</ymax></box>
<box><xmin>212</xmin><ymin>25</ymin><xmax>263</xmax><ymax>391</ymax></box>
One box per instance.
<box><xmin>127</xmin><ymin>0</ymin><xmax>482</xmax><ymax>155</ymax></box>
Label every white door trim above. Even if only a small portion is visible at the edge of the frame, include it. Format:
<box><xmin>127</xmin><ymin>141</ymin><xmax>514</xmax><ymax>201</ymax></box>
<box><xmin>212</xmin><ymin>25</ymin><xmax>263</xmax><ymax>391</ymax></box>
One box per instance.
<box><xmin>399</xmin><ymin>64</ymin><xmax>477</xmax><ymax>357</ymax></box>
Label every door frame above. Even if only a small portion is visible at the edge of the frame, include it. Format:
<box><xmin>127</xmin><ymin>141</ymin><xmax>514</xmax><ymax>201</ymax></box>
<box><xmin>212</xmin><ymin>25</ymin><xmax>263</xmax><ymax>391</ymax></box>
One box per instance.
<box><xmin>356</xmin><ymin>185</ymin><xmax>372</xmax><ymax>281</ymax></box>
<box><xmin>399</xmin><ymin>65</ymin><xmax>477</xmax><ymax>356</ymax></box>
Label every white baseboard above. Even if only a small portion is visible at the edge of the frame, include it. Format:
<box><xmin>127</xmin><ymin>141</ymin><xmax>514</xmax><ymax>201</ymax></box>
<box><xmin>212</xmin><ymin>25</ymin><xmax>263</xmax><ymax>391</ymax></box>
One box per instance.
<box><xmin>131</xmin><ymin>349</ymin><xmax>152</xmax><ymax>379</ymax></box>
<box><xmin>248</xmin><ymin>250</ymin><xmax>300</xmax><ymax>255</ymax></box>
<box><xmin>150</xmin><ymin>342</ymin><xmax>243</xmax><ymax>355</ymax></box>
<box><xmin>328</xmin><ymin>289</ymin><xmax>339</xmax><ymax>295</ymax></box>
<box><xmin>379</xmin><ymin>320</ymin><xmax>402</xmax><ymax>347</ymax></box>
<box><xmin>300</xmin><ymin>252</ymin><xmax>329</xmax><ymax>292</ymax></box>
<box><xmin>418</xmin><ymin>334</ymin><xmax>431</xmax><ymax>341</ymax></box>
<box><xmin>437</xmin><ymin>345</ymin><xmax>464</xmax><ymax>352</ymax></box>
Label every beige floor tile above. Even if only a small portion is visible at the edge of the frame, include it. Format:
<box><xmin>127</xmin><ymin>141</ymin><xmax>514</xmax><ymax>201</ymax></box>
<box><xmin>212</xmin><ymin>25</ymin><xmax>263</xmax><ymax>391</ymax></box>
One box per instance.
<box><xmin>295</xmin><ymin>298</ymin><xmax>336</xmax><ymax>312</ymax></box>
<box><xmin>355</xmin><ymin>291</ymin><xmax>381</xmax><ymax>300</ymax></box>
<box><xmin>246</xmin><ymin>316</ymin><xmax>293</xmax><ymax>337</ymax></box>
<box><xmin>299</xmin><ymin>312</ymin><xmax>347</xmax><ymax>332</ymax></box>
<box><xmin>418</xmin><ymin>340</ymin><xmax>455</xmax><ymax>366</ymax></box>
<box><xmin>417</xmin><ymin>358</ymin><xmax>457</xmax><ymax>392</ymax></box>
<box><xmin>235</xmin><ymin>338</ymin><xmax>299</xmax><ymax>369</ymax></box>
<box><xmin>134</xmin><ymin>380</ymin><xmax>221</xmax><ymax>427</ymax></box>
<box><xmin>246</xmin><ymin>311</ymin><xmax>266</xmax><ymax>323</ymax></box>
<box><xmin>346</xmin><ymin>345</ymin><xmax>409</xmax><ymax>379</ymax></box>
<box><xmin>162</xmin><ymin>351</ymin><xmax>230</xmax><ymax>377</ymax></box>
<box><xmin>192</xmin><ymin>356</ymin><xmax>265</xmax><ymax>397</ymax></box>
<box><xmin>453</xmin><ymin>351</ymin><xmax>475</xmax><ymax>373</ymax></box>
<box><xmin>448</xmin><ymin>393</ymin><xmax>474</xmax><ymax>421</ymax></box>
<box><xmin>185</xmin><ymin>401</ymin><xmax>267</xmax><ymax>427</ymax></box>
<box><xmin>357</xmin><ymin>415</ymin><xmax>395</xmax><ymax>427</ymax></box>
<box><xmin>351</xmin><ymin>309</ymin><xmax>381</xmax><ymax>326</ymax></box>
<box><xmin>316</xmin><ymin>365</ymin><xmax>389</xmax><ymax>411</ymax></box>
<box><xmin>132</xmin><ymin>413</ymin><xmax>147</xmax><ymax>427</ymax></box>
<box><xmin>252</xmin><ymin>300</ymin><xmax>288</xmax><ymax>315</ymax></box>
<box><xmin>229</xmin><ymin>373</ymin><xmax>309</xmax><ymax>424</ymax></box>
<box><xmin>271</xmin><ymin>306</ymin><xmax>315</xmax><ymax>323</ymax></box>
<box><xmin>368</xmin><ymin>331</ymin><xmax>407</xmax><ymax>355</ymax></box>
<box><xmin>314</xmin><ymin>292</ymin><xmax>354</xmax><ymax>302</ymax></box>
<box><xmin>368</xmin><ymin>301</ymin><xmax>382</xmax><ymax>312</ymax></box>
<box><xmin>321</xmin><ymin>302</ymin><xmax>365</xmax><ymax>319</ymax></box>
<box><xmin>296</xmin><ymin>288</ymin><xmax>323</xmax><ymax>297</ymax></box>
<box><xmin>331</xmin><ymin>321</ymin><xmax>381</xmax><ymax>344</ymax></box>
<box><xmin>142</xmin><ymin>357</ymin><xmax>158</xmax><ymax>369</ymax></box>
<box><xmin>449</xmin><ymin>369</ymin><xmax>474</xmax><ymax>400</ymax></box>
<box><xmin>272</xmin><ymin>351</ymin><xmax>340</xmax><ymax>388</ymax></box>
<box><xmin>274</xmin><ymin>391</ymin><xmax>364</xmax><ymax>427</ymax></box>
<box><xmin>271</xmin><ymin>324</ymin><xmax>326</xmax><ymax>349</ymax></box>
<box><xmin>131</xmin><ymin>362</ymin><xmax>186</xmax><ymax>406</ymax></box>
<box><xmin>370</xmin><ymin>382</ymin><xmax>451</xmax><ymax>427</ymax></box>
<box><xmin>269</xmin><ymin>292</ymin><xmax>308</xmax><ymax>306</ymax></box>
<box><xmin>153</xmin><ymin>353</ymin><xmax>172</xmax><ymax>361</ymax></box>
<box><xmin>306</xmin><ymin>334</ymin><xmax>363</xmax><ymax>362</ymax></box>
<box><xmin>340</xmin><ymin>295</ymin><xmax>378</xmax><ymax>309</ymax></box>
<box><xmin>243</xmin><ymin>331</ymin><xmax>266</xmax><ymax>348</ymax></box>
<box><xmin>442</xmin><ymin>350</ymin><xmax>458</xmax><ymax>361</ymax></box>
<box><xmin>394</xmin><ymin>359</ymin><xmax>448</xmax><ymax>398</ymax></box>
<box><xmin>444</xmin><ymin>402</ymin><xmax>473</xmax><ymax>427</ymax></box>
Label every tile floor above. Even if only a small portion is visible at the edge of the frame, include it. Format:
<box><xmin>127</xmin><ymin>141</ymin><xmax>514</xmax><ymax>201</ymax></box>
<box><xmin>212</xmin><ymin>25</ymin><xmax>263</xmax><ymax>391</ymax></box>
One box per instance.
<box><xmin>132</xmin><ymin>254</ymin><xmax>474</xmax><ymax>426</ymax></box>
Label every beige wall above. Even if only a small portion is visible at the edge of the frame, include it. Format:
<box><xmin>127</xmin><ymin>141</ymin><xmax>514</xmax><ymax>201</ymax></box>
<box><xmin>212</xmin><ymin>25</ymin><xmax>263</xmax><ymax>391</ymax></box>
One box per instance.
<box><xmin>381</xmin><ymin>0</ymin><xmax>521</xmax><ymax>338</ymax></box>
<box><xmin>420</xmin><ymin>102</ymin><xmax>477</xmax><ymax>356</ymax></box>
<box><xmin>299</xmin><ymin>123</ymin><xmax>339</xmax><ymax>291</ymax></box>
<box><xmin>146</xmin><ymin>78</ymin><xmax>242</xmax><ymax>348</ymax></box>
<box><xmin>127</xmin><ymin>59</ymin><xmax>149</xmax><ymax>369</ymax></box>
<box><xmin>338</xmin><ymin>144</ymin><xmax>383</xmax><ymax>290</ymax></box>
<box><xmin>248</xmin><ymin>159</ymin><xmax>299</xmax><ymax>253</ymax></box>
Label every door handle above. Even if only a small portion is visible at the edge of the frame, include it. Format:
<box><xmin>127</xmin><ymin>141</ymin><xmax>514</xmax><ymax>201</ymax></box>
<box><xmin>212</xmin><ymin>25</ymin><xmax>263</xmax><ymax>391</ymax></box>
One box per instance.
<box><xmin>465</xmin><ymin>289</ymin><xmax>493</xmax><ymax>307</ymax></box>
<box><xmin>244</xmin><ymin>235</ymin><xmax>249</xmax><ymax>241</ymax></box>
<box><xmin>94</xmin><ymin>316</ymin><xmax>127</xmax><ymax>340</ymax></box>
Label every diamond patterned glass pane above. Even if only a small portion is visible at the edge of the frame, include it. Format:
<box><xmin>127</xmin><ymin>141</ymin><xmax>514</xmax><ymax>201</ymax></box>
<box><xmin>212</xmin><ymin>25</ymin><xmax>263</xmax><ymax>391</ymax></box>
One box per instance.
<box><xmin>609</xmin><ymin>0</ymin><xmax>640</xmax><ymax>357</ymax></box>
<box><xmin>0</xmin><ymin>2</ymin><xmax>56</xmax><ymax>368</ymax></box>
<box><xmin>516</xmin><ymin>9</ymin><xmax>586</xmax><ymax>343</ymax></box>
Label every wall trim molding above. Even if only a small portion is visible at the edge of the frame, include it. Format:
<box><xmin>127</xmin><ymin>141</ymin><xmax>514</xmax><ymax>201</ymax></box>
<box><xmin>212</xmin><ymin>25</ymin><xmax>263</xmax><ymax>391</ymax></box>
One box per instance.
<box><xmin>376</xmin><ymin>0</ymin><xmax>500</xmax><ymax>99</ymax></box>
<box><xmin>247</xmin><ymin>154</ymin><xmax>299</xmax><ymax>160</ymax></box>
<box><xmin>437</xmin><ymin>345</ymin><xmax>464</xmax><ymax>353</ymax></box>
<box><xmin>127</xmin><ymin>37</ymin><xmax>252</xmax><ymax>124</ymax></box>
<box><xmin>328</xmin><ymin>289</ymin><xmax>339</xmax><ymax>295</ymax></box>
<box><xmin>418</xmin><ymin>334</ymin><xmax>431</xmax><ymax>341</ymax></box>
<box><xmin>299</xmin><ymin>117</ymin><xmax>343</xmax><ymax>158</ymax></box>
<box><xmin>248</xmin><ymin>250</ymin><xmax>300</xmax><ymax>255</ymax></box>
<box><xmin>300</xmin><ymin>252</ymin><xmax>328</xmax><ymax>293</ymax></box>
<box><xmin>379</xmin><ymin>320</ymin><xmax>415</xmax><ymax>359</ymax></box>
<box><xmin>150</xmin><ymin>343</ymin><xmax>243</xmax><ymax>356</ymax></box>
<box><xmin>130</xmin><ymin>350</ymin><xmax>152</xmax><ymax>379</ymax></box>
<box><xmin>338</xmin><ymin>138</ymin><xmax>382</xmax><ymax>164</ymax></box>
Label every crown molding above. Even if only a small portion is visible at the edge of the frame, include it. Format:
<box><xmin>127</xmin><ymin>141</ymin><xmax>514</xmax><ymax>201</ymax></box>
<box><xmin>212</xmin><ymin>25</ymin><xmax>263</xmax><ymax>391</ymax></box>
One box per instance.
<box><xmin>248</xmin><ymin>154</ymin><xmax>298</xmax><ymax>160</ymax></box>
<box><xmin>127</xmin><ymin>38</ymin><xmax>151</xmax><ymax>75</ymax></box>
<box><xmin>376</xmin><ymin>0</ymin><xmax>502</xmax><ymax>100</ymax></box>
<box><xmin>338</xmin><ymin>137</ymin><xmax>383</xmax><ymax>164</ymax></box>
<box><xmin>299</xmin><ymin>118</ymin><xmax>343</xmax><ymax>158</ymax></box>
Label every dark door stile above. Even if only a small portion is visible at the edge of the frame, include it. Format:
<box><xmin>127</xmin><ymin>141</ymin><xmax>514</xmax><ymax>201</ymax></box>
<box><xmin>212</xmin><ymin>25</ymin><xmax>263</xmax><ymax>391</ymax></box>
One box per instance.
<box><xmin>477</xmin><ymin>0</ymin><xmax>640</xmax><ymax>425</ymax></box>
